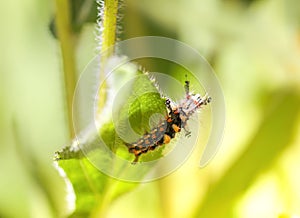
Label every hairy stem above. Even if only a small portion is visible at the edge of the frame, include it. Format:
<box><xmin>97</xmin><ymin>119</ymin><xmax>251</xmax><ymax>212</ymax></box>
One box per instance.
<box><xmin>55</xmin><ymin>0</ymin><xmax>77</xmax><ymax>138</ymax></box>
<box><xmin>93</xmin><ymin>2</ymin><xmax>120</xmax><ymax>216</ymax></box>
<box><xmin>97</xmin><ymin>0</ymin><xmax>119</xmax><ymax>115</ymax></box>
<box><xmin>101</xmin><ymin>0</ymin><xmax>119</xmax><ymax>55</ymax></box>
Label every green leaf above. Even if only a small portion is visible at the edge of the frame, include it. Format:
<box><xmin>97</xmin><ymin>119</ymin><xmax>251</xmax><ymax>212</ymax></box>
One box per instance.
<box><xmin>59</xmin><ymin>158</ymin><xmax>137</xmax><ymax>217</ymax></box>
<box><xmin>194</xmin><ymin>88</ymin><xmax>300</xmax><ymax>218</ymax></box>
<box><xmin>56</xmin><ymin>66</ymin><xmax>168</xmax><ymax>216</ymax></box>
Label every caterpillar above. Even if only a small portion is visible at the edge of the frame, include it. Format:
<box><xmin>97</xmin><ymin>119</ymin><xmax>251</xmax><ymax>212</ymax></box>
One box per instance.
<box><xmin>125</xmin><ymin>79</ymin><xmax>211</xmax><ymax>163</ymax></box>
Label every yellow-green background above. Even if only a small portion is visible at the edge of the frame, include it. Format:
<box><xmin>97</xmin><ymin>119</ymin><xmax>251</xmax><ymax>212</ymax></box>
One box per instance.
<box><xmin>1</xmin><ymin>0</ymin><xmax>300</xmax><ymax>217</ymax></box>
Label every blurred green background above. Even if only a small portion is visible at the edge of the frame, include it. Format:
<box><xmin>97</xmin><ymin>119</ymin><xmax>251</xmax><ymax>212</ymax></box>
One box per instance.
<box><xmin>1</xmin><ymin>0</ymin><xmax>300</xmax><ymax>217</ymax></box>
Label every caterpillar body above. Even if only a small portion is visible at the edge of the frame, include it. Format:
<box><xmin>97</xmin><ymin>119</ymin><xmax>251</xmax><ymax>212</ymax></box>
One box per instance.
<box><xmin>125</xmin><ymin>80</ymin><xmax>211</xmax><ymax>163</ymax></box>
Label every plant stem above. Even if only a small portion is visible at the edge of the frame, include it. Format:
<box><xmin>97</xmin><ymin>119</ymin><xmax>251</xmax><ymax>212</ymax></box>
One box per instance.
<box><xmin>92</xmin><ymin>2</ymin><xmax>120</xmax><ymax>215</ymax></box>
<box><xmin>101</xmin><ymin>0</ymin><xmax>119</xmax><ymax>55</ymax></box>
<box><xmin>55</xmin><ymin>0</ymin><xmax>77</xmax><ymax>138</ymax></box>
<box><xmin>97</xmin><ymin>0</ymin><xmax>119</xmax><ymax>115</ymax></box>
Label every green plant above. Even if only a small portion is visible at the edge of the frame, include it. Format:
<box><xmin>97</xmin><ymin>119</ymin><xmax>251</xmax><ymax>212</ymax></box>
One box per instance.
<box><xmin>54</xmin><ymin>1</ymin><xmax>168</xmax><ymax>217</ymax></box>
<box><xmin>52</xmin><ymin>0</ymin><xmax>300</xmax><ymax>217</ymax></box>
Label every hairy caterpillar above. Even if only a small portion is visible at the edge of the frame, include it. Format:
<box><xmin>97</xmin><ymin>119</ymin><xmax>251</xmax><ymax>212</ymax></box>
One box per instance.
<box><xmin>125</xmin><ymin>79</ymin><xmax>211</xmax><ymax>163</ymax></box>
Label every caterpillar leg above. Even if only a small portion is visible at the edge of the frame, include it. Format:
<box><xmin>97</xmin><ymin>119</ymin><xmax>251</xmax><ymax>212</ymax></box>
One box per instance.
<box><xmin>132</xmin><ymin>154</ymin><xmax>141</xmax><ymax>164</ymax></box>
<box><xmin>165</xmin><ymin>98</ymin><xmax>172</xmax><ymax>112</ymax></box>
